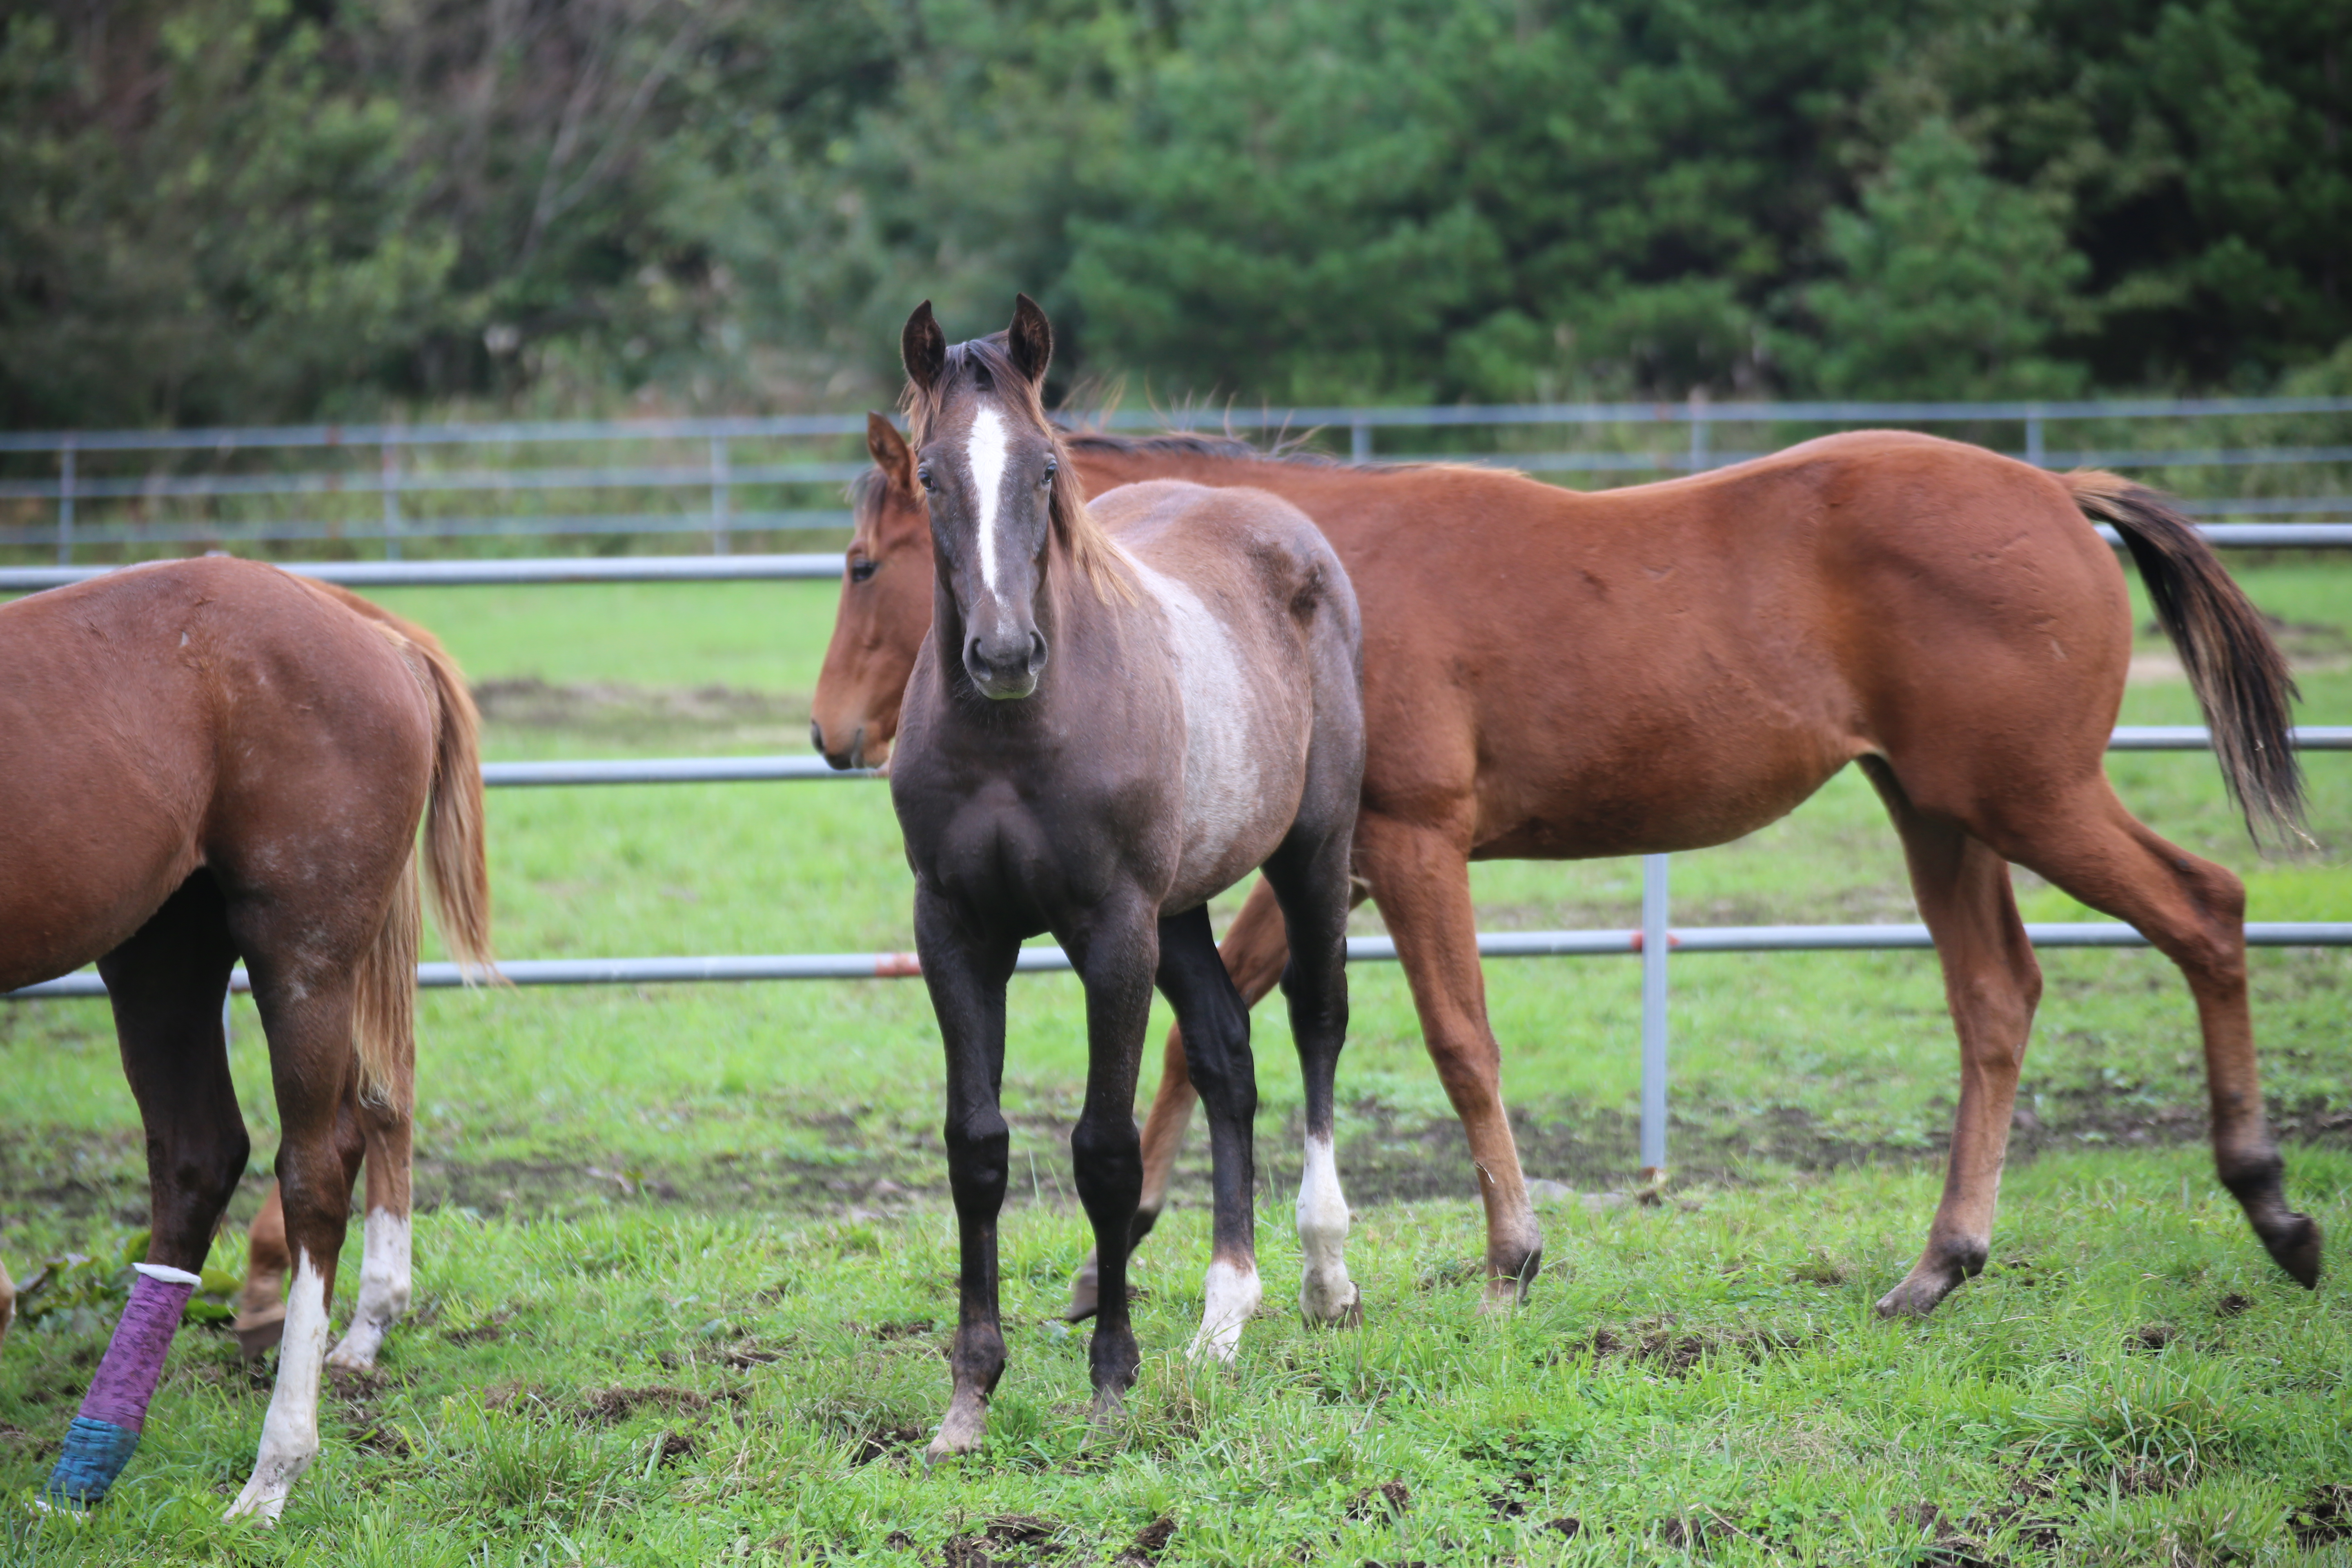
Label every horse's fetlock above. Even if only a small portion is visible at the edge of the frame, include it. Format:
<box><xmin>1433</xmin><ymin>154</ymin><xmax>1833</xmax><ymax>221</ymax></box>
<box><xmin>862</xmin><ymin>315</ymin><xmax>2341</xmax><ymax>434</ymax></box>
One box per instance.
<box><xmin>2217</xmin><ymin>1147</ymin><xmax>2285</xmax><ymax>1203</ymax></box>
<box><xmin>1937</xmin><ymin>1235</ymin><xmax>1989</xmax><ymax>1280</ymax></box>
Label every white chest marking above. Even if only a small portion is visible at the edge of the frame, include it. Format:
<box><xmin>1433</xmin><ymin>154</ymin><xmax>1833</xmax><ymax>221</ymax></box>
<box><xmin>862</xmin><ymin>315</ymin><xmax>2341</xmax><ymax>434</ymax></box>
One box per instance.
<box><xmin>1130</xmin><ymin>560</ymin><xmax>1261</xmax><ymax>875</ymax></box>
<box><xmin>966</xmin><ymin>407</ymin><xmax>1011</xmax><ymax>608</ymax></box>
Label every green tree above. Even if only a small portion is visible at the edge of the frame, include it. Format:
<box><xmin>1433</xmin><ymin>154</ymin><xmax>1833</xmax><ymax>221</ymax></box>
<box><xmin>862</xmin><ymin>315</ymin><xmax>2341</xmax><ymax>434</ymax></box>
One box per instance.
<box><xmin>1780</xmin><ymin>117</ymin><xmax>2091</xmax><ymax>398</ymax></box>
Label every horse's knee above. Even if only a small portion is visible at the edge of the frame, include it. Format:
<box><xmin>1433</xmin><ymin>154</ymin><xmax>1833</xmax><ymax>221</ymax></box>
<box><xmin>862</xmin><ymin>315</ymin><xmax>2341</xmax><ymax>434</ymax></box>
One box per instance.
<box><xmin>942</xmin><ymin>1114</ymin><xmax>1009</xmax><ymax>1206</ymax></box>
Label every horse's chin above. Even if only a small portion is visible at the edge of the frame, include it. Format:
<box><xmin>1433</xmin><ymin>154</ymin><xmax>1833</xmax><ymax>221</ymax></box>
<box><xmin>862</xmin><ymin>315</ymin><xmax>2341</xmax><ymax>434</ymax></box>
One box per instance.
<box><xmin>972</xmin><ymin>673</ymin><xmax>1039</xmax><ymax>702</ymax></box>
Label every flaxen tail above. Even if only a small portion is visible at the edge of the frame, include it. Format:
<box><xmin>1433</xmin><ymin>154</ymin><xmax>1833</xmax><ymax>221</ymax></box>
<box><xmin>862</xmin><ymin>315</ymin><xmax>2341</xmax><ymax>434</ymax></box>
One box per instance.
<box><xmin>2066</xmin><ymin>470</ymin><xmax>2305</xmax><ymax>844</ymax></box>
<box><xmin>311</xmin><ymin>582</ymin><xmax>497</xmax><ymax>1107</ymax></box>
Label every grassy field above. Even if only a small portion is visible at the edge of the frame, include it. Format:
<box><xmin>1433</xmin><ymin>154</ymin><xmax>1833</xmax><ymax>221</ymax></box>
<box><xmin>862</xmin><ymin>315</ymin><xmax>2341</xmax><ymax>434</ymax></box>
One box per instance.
<box><xmin>0</xmin><ymin>554</ymin><xmax>2347</xmax><ymax>1564</ymax></box>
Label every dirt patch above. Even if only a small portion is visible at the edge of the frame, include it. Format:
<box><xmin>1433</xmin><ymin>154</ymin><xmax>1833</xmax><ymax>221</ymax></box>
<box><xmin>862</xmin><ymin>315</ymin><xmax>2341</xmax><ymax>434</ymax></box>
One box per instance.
<box><xmin>1344</xmin><ymin>1481</ymin><xmax>1411</xmax><ymax>1520</ymax></box>
<box><xmin>2292</xmin><ymin>1485</ymin><xmax>2352</xmax><ymax>1549</ymax></box>
<box><xmin>472</xmin><ymin>677</ymin><xmax>809</xmax><ymax>742</ymax></box>
<box><xmin>581</xmin><ymin>1383</ymin><xmax>732</xmax><ymax>1422</ymax></box>
<box><xmin>1584</xmin><ymin>1323</ymin><xmax>1815</xmax><ymax>1376</ymax></box>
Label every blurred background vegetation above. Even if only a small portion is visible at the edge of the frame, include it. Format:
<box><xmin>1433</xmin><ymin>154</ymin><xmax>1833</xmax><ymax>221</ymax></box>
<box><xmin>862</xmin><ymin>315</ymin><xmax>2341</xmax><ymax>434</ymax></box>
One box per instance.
<box><xmin>2</xmin><ymin>0</ymin><xmax>2348</xmax><ymax>430</ymax></box>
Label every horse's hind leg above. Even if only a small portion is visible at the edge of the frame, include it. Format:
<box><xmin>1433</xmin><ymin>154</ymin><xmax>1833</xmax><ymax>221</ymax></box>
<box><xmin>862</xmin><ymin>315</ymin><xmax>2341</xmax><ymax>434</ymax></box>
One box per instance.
<box><xmin>224</xmin><ymin>947</ymin><xmax>371</xmax><ymax>1521</ymax></box>
<box><xmin>235</xmin><ymin>1185</ymin><xmax>292</xmax><ymax>1359</ymax></box>
<box><xmin>1982</xmin><ymin>780</ymin><xmax>2319</xmax><ymax>1287</ymax></box>
<box><xmin>1069</xmin><ymin>877</ymin><xmax>1294</xmax><ymax>1321</ymax></box>
<box><xmin>1155</xmin><ymin>905</ymin><xmax>1263</xmax><ymax>1362</ymax></box>
<box><xmin>1861</xmin><ymin>760</ymin><xmax>2045</xmax><ymax>1317</ymax></box>
<box><xmin>46</xmin><ymin>875</ymin><xmax>244</xmax><ymax>1507</ymax></box>
<box><xmin>1262</xmin><ymin>819</ymin><xmax>1361</xmax><ymax>1327</ymax></box>
<box><xmin>327</xmin><ymin>1059</ymin><xmax>414</xmax><ymax>1372</ymax></box>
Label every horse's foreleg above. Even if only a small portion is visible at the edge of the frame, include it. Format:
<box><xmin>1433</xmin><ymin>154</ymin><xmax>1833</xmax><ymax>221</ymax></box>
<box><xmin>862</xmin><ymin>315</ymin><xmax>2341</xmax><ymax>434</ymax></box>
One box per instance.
<box><xmin>327</xmin><ymin>1083</ymin><xmax>414</xmax><ymax>1372</ymax></box>
<box><xmin>49</xmin><ymin>879</ymin><xmax>244</xmax><ymax>1509</ymax></box>
<box><xmin>1863</xmin><ymin>761</ymin><xmax>2043</xmax><ymax>1317</ymax></box>
<box><xmin>1985</xmin><ymin>781</ymin><xmax>2319</xmax><ymax>1290</ymax></box>
<box><xmin>1063</xmin><ymin>896</ymin><xmax>1158</xmax><ymax>1428</ymax></box>
<box><xmin>914</xmin><ymin>891</ymin><xmax>1019</xmax><ymax>1463</ymax></box>
<box><xmin>1069</xmin><ymin>876</ymin><xmax>1291</xmax><ymax>1321</ymax></box>
<box><xmin>1154</xmin><ymin>906</ymin><xmax>1261</xmax><ymax>1363</ymax></box>
<box><xmin>1357</xmin><ymin>810</ymin><xmax>1541</xmax><ymax>1307</ymax></box>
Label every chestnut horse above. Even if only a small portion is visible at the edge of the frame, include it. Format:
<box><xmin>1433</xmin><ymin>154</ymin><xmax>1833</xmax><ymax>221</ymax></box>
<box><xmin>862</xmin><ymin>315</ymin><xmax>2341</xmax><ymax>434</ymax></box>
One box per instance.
<box><xmin>816</xmin><ymin>419</ymin><xmax>2319</xmax><ymax>1320</ymax></box>
<box><xmin>889</xmin><ymin>299</ymin><xmax>1363</xmax><ymax>1454</ymax></box>
<box><xmin>0</xmin><ymin>557</ymin><xmax>492</xmax><ymax>1520</ymax></box>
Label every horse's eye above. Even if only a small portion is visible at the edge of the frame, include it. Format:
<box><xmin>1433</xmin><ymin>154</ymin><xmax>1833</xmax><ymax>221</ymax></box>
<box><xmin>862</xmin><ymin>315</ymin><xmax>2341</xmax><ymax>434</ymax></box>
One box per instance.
<box><xmin>849</xmin><ymin>557</ymin><xmax>878</xmax><ymax>584</ymax></box>
<box><xmin>916</xmin><ymin>465</ymin><xmax>935</xmax><ymax>492</ymax></box>
<box><xmin>1040</xmin><ymin>462</ymin><xmax>1057</xmax><ymax>488</ymax></box>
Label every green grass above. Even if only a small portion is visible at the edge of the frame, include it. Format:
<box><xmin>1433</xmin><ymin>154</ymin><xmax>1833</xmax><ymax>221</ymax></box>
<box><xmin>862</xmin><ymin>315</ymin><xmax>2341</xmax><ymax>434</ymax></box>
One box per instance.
<box><xmin>1</xmin><ymin>559</ymin><xmax>2347</xmax><ymax>1563</ymax></box>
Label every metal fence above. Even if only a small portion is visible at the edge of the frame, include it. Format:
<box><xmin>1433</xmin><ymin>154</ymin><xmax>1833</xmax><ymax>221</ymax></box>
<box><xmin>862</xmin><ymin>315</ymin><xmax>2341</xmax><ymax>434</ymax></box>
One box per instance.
<box><xmin>4</xmin><ymin>394</ymin><xmax>2351</xmax><ymax>561</ymax></box>
<box><xmin>7</xmin><ymin>676</ymin><xmax>2347</xmax><ymax>1170</ymax></box>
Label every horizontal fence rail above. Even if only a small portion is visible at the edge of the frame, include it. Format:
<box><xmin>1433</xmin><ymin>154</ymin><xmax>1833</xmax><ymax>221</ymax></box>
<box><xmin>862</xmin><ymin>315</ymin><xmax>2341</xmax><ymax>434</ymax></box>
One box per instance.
<box><xmin>6</xmin><ymin>518</ymin><xmax>2352</xmax><ymax>597</ymax></box>
<box><xmin>11</xmin><ymin>922</ymin><xmax>2350</xmax><ymax>1000</ymax></box>
<box><xmin>9</xmin><ymin>394</ymin><xmax>2352</xmax><ymax>561</ymax></box>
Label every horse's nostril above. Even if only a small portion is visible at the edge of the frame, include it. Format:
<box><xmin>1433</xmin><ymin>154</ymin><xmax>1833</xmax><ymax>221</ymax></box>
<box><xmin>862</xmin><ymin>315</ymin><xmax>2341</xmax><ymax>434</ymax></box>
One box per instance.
<box><xmin>809</xmin><ymin>720</ymin><xmax>825</xmax><ymax>755</ymax></box>
<box><xmin>1028</xmin><ymin>631</ymin><xmax>1048</xmax><ymax>671</ymax></box>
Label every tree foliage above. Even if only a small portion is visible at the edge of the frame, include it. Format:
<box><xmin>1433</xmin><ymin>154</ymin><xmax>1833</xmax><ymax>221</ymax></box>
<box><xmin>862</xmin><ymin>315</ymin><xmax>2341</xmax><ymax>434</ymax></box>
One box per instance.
<box><xmin>1</xmin><ymin>0</ymin><xmax>2345</xmax><ymax>426</ymax></box>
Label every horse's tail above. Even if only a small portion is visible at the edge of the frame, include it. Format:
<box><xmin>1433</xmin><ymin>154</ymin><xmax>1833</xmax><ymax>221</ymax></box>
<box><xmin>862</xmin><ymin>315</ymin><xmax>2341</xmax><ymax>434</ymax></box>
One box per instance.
<box><xmin>313</xmin><ymin>587</ymin><xmax>496</xmax><ymax>1107</ymax></box>
<box><xmin>2065</xmin><ymin>469</ymin><xmax>2305</xmax><ymax>844</ymax></box>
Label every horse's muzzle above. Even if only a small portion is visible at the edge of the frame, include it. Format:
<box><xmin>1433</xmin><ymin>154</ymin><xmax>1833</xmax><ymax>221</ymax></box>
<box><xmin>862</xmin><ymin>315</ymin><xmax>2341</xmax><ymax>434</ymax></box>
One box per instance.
<box><xmin>965</xmin><ymin>631</ymin><xmax>1047</xmax><ymax>700</ymax></box>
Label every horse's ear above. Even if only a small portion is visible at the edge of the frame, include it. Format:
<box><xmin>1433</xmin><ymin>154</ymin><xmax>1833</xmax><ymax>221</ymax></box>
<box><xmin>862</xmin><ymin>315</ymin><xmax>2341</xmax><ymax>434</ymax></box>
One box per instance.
<box><xmin>866</xmin><ymin>412</ymin><xmax>915</xmax><ymax>493</ymax></box>
<box><xmin>1008</xmin><ymin>293</ymin><xmax>1053</xmax><ymax>385</ymax></box>
<box><xmin>902</xmin><ymin>301</ymin><xmax>946</xmax><ymax>394</ymax></box>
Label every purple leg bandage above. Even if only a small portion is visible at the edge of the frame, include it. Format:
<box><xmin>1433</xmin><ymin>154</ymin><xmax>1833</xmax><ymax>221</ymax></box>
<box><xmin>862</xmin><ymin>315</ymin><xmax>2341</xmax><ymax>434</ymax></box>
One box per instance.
<box><xmin>45</xmin><ymin>1263</ymin><xmax>199</xmax><ymax>1506</ymax></box>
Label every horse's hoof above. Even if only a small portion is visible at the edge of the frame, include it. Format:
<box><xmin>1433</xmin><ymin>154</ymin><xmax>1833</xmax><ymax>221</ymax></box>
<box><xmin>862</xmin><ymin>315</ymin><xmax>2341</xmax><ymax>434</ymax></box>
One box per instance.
<box><xmin>1065</xmin><ymin>1264</ymin><xmax>1100</xmax><ymax>1323</ymax></box>
<box><xmin>233</xmin><ymin>1305</ymin><xmax>287</xmax><ymax>1362</ymax></box>
<box><xmin>2265</xmin><ymin>1212</ymin><xmax>2322</xmax><ymax>1289</ymax></box>
<box><xmin>924</xmin><ymin>1396</ymin><xmax>987</xmax><ymax>1466</ymax></box>
<box><xmin>1301</xmin><ymin>1280</ymin><xmax>1361</xmax><ymax>1329</ymax></box>
<box><xmin>1084</xmin><ymin>1388</ymin><xmax>1127</xmax><ymax>1441</ymax></box>
<box><xmin>1873</xmin><ymin>1271</ymin><xmax>1959</xmax><ymax>1319</ymax></box>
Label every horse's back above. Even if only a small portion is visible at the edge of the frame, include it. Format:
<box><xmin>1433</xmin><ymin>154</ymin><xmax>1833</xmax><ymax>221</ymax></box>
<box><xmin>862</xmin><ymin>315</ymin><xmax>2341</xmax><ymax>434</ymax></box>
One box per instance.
<box><xmin>0</xmin><ymin>559</ymin><xmax>437</xmax><ymax>987</ymax></box>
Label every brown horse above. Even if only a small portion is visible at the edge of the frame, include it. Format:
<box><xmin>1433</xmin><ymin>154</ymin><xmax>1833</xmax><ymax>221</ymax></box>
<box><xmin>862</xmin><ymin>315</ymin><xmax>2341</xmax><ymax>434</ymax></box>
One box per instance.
<box><xmin>888</xmin><ymin>299</ymin><xmax>1363</xmax><ymax>1454</ymax></box>
<box><xmin>0</xmin><ymin>557</ymin><xmax>492</xmax><ymax>1520</ymax></box>
<box><xmin>815</xmin><ymin>421</ymin><xmax>2319</xmax><ymax>1319</ymax></box>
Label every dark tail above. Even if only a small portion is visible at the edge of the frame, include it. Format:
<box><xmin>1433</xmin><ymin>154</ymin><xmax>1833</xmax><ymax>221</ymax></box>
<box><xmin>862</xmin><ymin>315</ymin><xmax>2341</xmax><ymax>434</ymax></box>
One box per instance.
<box><xmin>2066</xmin><ymin>470</ymin><xmax>2305</xmax><ymax>844</ymax></box>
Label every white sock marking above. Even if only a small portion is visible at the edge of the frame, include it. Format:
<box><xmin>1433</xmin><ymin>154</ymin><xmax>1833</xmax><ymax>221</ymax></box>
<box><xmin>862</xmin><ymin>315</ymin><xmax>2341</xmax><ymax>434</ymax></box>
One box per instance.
<box><xmin>966</xmin><ymin>407</ymin><xmax>1011</xmax><ymax>611</ymax></box>
<box><xmin>1187</xmin><ymin>1257</ymin><xmax>1263</xmax><ymax>1365</ymax></box>
<box><xmin>327</xmin><ymin>1209</ymin><xmax>411</xmax><ymax>1372</ymax></box>
<box><xmin>1296</xmin><ymin>1133</ymin><xmax>1359</xmax><ymax>1322</ymax></box>
<box><xmin>228</xmin><ymin>1251</ymin><xmax>330</xmax><ymax>1523</ymax></box>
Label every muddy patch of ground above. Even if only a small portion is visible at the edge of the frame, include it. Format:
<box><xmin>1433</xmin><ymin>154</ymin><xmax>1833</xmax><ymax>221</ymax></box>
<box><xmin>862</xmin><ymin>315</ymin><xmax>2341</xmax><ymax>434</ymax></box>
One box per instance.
<box><xmin>472</xmin><ymin>677</ymin><xmax>811</xmax><ymax>744</ymax></box>
<box><xmin>8</xmin><ymin>1085</ymin><xmax>2345</xmax><ymax>1231</ymax></box>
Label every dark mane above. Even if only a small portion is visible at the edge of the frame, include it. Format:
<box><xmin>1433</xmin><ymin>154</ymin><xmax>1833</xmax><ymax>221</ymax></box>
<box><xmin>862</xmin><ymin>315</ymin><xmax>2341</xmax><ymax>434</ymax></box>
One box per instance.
<box><xmin>1058</xmin><ymin>424</ymin><xmax>1502</xmax><ymax>477</ymax></box>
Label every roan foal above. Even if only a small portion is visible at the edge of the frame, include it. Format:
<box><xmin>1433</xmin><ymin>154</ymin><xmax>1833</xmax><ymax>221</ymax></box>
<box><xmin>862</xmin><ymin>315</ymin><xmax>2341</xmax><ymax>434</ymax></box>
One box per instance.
<box><xmin>889</xmin><ymin>298</ymin><xmax>1365</xmax><ymax>1457</ymax></box>
<box><xmin>0</xmin><ymin>558</ymin><xmax>492</xmax><ymax>1521</ymax></box>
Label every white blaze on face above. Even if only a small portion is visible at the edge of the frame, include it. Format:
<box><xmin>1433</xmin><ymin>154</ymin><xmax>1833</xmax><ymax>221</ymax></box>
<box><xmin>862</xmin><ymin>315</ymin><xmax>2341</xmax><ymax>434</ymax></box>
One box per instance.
<box><xmin>965</xmin><ymin>405</ymin><xmax>1013</xmax><ymax>612</ymax></box>
<box><xmin>227</xmin><ymin>1250</ymin><xmax>331</xmax><ymax>1523</ymax></box>
<box><xmin>1129</xmin><ymin>560</ymin><xmax>1261</xmax><ymax>877</ymax></box>
<box><xmin>1296</xmin><ymin>1132</ymin><xmax>1359</xmax><ymax>1323</ymax></box>
<box><xmin>327</xmin><ymin>1208</ymin><xmax>412</xmax><ymax>1372</ymax></box>
<box><xmin>1187</xmin><ymin>1256</ymin><xmax>1263</xmax><ymax>1365</ymax></box>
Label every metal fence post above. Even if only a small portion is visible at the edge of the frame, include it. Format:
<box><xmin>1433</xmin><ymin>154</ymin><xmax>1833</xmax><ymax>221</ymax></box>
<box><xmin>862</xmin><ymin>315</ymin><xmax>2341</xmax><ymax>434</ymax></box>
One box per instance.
<box><xmin>2026</xmin><ymin>413</ymin><xmax>2045</xmax><ymax>468</ymax></box>
<box><xmin>56</xmin><ymin>438</ymin><xmax>76</xmax><ymax>565</ymax></box>
<box><xmin>1350</xmin><ymin>418</ymin><xmax>1371</xmax><ymax>463</ymax></box>
<box><xmin>1638</xmin><ymin>852</ymin><xmax>1671</xmax><ymax>1185</ymax></box>
<box><xmin>710</xmin><ymin>435</ymin><xmax>732</xmax><ymax>555</ymax></box>
<box><xmin>1688</xmin><ymin>393</ymin><xmax>1708</xmax><ymax>472</ymax></box>
<box><xmin>381</xmin><ymin>443</ymin><xmax>403</xmax><ymax>561</ymax></box>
